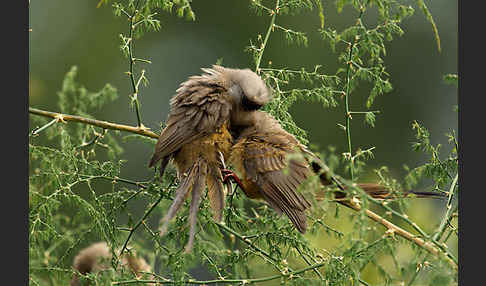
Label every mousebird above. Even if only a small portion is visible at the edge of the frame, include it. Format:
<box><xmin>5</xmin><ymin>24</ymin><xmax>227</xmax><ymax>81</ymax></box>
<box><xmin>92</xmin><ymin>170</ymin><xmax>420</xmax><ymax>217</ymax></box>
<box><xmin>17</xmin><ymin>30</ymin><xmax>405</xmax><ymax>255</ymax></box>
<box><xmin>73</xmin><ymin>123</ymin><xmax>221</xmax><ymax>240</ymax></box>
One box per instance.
<box><xmin>148</xmin><ymin>65</ymin><xmax>271</xmax><ymax>252</ymax></box>
<box><xmin>224</xmin><ymin>110</ymin><xmax>444</xmax><ymax>233</ymax></box>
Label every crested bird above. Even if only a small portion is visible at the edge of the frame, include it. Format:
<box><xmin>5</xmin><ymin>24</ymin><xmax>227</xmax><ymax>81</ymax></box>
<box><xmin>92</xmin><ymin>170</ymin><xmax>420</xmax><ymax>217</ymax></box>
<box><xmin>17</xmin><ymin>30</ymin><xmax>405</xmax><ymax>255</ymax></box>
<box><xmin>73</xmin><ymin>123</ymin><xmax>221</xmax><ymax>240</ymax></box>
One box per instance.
<box><xmin>224</xmin><ymin>110</ymin><xmax>444</xmax><ymax>233</ymax></box>
<box><xmin>148</xmin><ymin>65</ymin><xmax>271</xmax><ymax>252</ymax></box>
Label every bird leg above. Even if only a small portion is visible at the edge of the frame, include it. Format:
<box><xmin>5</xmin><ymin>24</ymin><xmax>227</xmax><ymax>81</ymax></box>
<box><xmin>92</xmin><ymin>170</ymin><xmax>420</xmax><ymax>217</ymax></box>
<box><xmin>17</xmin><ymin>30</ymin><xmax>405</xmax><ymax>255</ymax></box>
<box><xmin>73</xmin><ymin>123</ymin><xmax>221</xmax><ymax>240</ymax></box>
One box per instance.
<box><xmin>221</xmin><ymin>169</ymin><xmax>246</xmax><ymax>210</ymax></box>
<box><xmin>221</xmin><ymin>169</ymin><xmax>245</xmax><ymax>192</ymax></box>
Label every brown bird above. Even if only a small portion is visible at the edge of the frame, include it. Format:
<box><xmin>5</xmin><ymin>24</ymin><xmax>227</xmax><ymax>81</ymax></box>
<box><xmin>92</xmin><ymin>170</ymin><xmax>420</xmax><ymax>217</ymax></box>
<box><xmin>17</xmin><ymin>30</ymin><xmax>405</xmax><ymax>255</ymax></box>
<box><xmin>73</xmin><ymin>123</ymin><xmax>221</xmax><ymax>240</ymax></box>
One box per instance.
<box><xmin>148</xmin><ymin>65</ymin><xmax>271</xmax><ymax>252</ymax></box>
<box><xmin>224</xmin><ymin>110</ymin><xmax>444</xmax><ymax>233</ymax></box>
<box><xmin>70</xmin><ymin>242</ymin><xmax>151</xmax><ymax>286</ymax></box>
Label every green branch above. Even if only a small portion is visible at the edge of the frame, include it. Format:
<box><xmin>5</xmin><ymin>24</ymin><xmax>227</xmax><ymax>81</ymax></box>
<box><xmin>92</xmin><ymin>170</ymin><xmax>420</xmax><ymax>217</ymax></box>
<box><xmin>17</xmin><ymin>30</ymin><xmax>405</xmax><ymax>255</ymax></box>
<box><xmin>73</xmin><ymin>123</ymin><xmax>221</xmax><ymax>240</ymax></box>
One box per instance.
<box><xmin>342</xmin><ymin>4</ymin><xmax>365</xmax><ymax>180</ymax></box>
<box><xmin>255</xmin><ymin>0</ymin><xmax>279</xmax><ymax>74</ymax></box>
<box><xmin>343</xmin><ymin>39</ymin><xmax>356</xmax><ymax>180</ymax></box>
<box><xmin>123</xmin><ymin>0</ymin><xmax>145</xmax><ymax>127</ymax></box>
<box><xmin>215</xmin><ymin>222</ymin><xmax>292</xmax><ymax>273</ymax></box>
<box><xmin>118</xmin><ymin>180</ymin><xmax>175</xmax><ymax>261</ymax></box>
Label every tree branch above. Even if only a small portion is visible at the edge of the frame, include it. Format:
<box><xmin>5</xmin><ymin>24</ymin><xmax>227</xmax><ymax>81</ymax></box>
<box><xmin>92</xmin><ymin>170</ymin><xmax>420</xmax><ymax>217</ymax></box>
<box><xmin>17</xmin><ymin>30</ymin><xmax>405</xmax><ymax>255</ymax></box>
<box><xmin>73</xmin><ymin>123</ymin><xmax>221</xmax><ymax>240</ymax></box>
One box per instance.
<box><xmin>338</xmin><ymin>200</ymin><xmax>457</xmax><ymax>270</ymax></box>
<box><xmin>29</xmin><ymin>107</ymin><xmax>158</xmax><ymax>139</ymax></box>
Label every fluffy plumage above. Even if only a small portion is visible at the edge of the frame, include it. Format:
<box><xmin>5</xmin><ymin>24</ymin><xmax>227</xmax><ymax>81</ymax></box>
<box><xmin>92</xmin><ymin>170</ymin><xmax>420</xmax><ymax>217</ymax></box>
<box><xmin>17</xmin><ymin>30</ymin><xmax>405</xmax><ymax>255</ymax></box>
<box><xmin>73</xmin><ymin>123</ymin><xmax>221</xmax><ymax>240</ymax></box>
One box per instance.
<box><xmin>229</xmin><ymin>111</ymin><xmax>444</xmax><ymax>233</ymax></box>
<box><xmin>148</xmin><ymin>65</ymin><xmax>271</xmax><ymax>252</ymax></box>
<box><xmin>229</xmin><ymin>111</ymin><xmax>315</xmax><ymax>233</ymax></box>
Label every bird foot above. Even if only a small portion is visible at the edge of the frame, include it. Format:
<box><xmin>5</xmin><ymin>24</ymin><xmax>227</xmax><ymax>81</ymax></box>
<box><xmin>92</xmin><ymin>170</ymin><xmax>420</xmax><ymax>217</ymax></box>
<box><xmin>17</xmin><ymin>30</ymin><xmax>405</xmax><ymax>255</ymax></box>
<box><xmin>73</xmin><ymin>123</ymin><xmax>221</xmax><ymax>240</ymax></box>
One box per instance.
<box><xmin>221</xmin><ymin>169</ymin><xmax>245</xmax><ymax>191</ymax></box>
<box><xmin>221</xmin><ymin>169</ymin><xmax>244</xmax><ymax>211</ymax></box>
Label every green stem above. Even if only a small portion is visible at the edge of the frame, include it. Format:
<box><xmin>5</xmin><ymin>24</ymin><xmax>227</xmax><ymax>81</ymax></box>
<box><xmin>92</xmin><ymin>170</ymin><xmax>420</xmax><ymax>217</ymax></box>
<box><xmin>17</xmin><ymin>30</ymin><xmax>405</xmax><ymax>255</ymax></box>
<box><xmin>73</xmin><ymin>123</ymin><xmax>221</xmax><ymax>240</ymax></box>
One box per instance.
<box><xmin>431</xmin><ymin>174</ymin><xmax>458</xmax><ymax>243</ymax></box>
<box><xmin>215</xmin><ymin>222</ymin><xmax>291</xmax><ymax>273</ymax></box>
<box><xmin>344</xmin><ymin>40</ymin><xmax>355</xmax><ymax>180</ymax></box>
<box><xmin>118</xmin><ymin>194</ymin><xmax>163</xmax><ymax>255</ymax></box>
<box><xmin>255</xmin><ymin>0</ymin><xmax>279</xmax><ymax>74</ymax></box>
<box><xmin>342</xmin><ymin>2</ymin><xmax>365</xmax><ymax>180</ymax></box>
<box><xmin>294</xmin><ymin>245</ymin><xmax>324</xmax><ymax>280</ymax></box>
<box><xmin>127</xmin><ymin>0</ymin><xmax>143</xmax><ymax>127</ymax></box>
<box><xmin>30</xmin><ymin>118</ymin><xmax>58</xmax><ymax>137</ymax></box>
<box><xmin>117</xmin><ymin>178</ymin><xmax>175</xmax><ymax>269</ymax></box>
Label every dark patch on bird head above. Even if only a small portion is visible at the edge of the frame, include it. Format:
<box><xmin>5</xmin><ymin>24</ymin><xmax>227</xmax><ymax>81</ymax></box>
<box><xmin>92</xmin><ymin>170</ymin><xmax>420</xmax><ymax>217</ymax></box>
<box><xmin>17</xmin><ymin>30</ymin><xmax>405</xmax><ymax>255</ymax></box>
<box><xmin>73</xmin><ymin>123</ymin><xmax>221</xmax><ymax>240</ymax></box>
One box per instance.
<box><xmin>241</xmin><ymin>90</ymin><xmax>263</xmax><ymax>110</ymax></box>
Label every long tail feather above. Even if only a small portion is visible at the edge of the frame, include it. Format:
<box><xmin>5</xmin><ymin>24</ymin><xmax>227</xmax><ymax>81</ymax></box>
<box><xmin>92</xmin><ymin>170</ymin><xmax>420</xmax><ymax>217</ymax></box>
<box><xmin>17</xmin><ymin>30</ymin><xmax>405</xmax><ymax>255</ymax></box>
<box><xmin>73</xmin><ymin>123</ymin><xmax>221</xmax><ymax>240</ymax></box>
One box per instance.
<box><xmin>159</xmin><ymin>159</ymin><xmax>209</xmax><ymax>253</ymax></box>
<box><xmin>315</xmin><ymin>183</ymin><xmax>446</xmax><ymax>201</ymax></box>
<box><xmin>354</xmin><ymin>183</ymin><xmax>446</xmax><ymax>200</ymax></box>
<box><xmin>206</xmin><ymin>164</ymin><xmax>225</xmax><ymax>222</ymax></box>
<box><xmin>159</xmin><ymin>164</ymin><xmax>197</xmax><ymax>236</ymax></box>
<box><xmin>310</xmin><ymin>161</ymin><xmax>446</xmax><ymax>200</ymax></box>
<box><xmin>184</xmin><ymin>163</ymin><xmax>206</xmax><ymax>253</ymax></box>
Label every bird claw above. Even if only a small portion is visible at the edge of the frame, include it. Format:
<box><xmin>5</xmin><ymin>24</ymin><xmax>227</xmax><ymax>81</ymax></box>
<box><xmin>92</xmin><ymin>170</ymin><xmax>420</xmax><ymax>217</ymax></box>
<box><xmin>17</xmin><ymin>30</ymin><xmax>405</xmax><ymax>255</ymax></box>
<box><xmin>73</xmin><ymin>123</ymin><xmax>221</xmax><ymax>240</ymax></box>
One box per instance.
<box><xmin>221</xmin><ymin>169</ymin><xmax>233</xmax><ymax>176</ymax></box>
<box><xmin>220</xmin><ymin>169</ymin><xmax>247</xmax><ymax>211</ymax></box>
<box><xmin>221</xmin><ymin>170</ymin><xmax>244</xmax><ymax>190</ymax></box>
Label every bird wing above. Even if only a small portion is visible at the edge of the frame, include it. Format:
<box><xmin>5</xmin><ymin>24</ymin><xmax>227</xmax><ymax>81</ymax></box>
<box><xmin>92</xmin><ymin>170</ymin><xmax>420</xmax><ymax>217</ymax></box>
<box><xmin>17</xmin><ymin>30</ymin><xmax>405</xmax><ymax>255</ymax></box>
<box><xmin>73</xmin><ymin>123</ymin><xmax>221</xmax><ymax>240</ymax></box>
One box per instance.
<box><xmin>240</xmin><ymin>132</ymin><xmax>313</xmax><ymax>232</ymax></box>
<box><xmin>149</xmin><ymin>70</ymin><xmax>232</xmax><ymax>168</ymax></box>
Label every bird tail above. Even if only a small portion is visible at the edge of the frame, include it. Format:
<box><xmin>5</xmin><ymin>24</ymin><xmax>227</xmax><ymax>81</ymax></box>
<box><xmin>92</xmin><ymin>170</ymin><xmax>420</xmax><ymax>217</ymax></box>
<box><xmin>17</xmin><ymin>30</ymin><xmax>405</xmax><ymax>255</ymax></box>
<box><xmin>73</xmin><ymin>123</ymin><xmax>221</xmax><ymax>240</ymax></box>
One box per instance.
<box><xmin>353</xmin><ymin>183</ymin><xmax>446</xmax><ymax>199</ymax></box>
<box><xmin>206</xmin><ymin>164</ymin><xmax>226</xmax><ymax>222</ymax></box>
<box><xmin>159</xmin><ymin>158</ymin><xmax>207</xmax><ymax>253</ymax></box>
<box><xmin>148</xmin><ymin>154</ymin><xmax>170</xmax><ymax>180</ymax></box>
<box><xmin>315</xmin><ymin>182</ymin><xmax>445</xmax><ymax>201</ymax></box>
<box><xmin>310</xmin><ymin>161</ymin><xmax>445</xmax><ymax>200</ymax></box>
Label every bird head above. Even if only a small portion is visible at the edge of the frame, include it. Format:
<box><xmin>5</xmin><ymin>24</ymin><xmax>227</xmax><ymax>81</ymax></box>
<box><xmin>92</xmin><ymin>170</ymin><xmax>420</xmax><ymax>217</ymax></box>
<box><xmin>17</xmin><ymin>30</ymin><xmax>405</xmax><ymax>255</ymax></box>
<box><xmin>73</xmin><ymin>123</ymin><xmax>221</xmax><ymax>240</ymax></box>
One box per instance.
<box><xmin>211</xmin><ymin>65</ymin><xmax>272</xmax><ymax>110</ymax></box>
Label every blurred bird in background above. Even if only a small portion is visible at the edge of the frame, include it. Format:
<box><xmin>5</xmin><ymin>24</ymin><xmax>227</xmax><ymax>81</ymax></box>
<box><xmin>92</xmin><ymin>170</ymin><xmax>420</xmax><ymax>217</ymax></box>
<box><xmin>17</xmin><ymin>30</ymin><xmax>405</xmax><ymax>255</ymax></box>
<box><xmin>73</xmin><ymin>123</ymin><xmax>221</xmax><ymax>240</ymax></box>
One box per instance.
<box><xmin>70</xmin><ymin>242</ymin><xmax>151</xmax><ymax>286</ymax></box>
<box><xmin>148</xmin><ymin>65</ymin><xmax>271</xmax><ymax>252</ymax></box>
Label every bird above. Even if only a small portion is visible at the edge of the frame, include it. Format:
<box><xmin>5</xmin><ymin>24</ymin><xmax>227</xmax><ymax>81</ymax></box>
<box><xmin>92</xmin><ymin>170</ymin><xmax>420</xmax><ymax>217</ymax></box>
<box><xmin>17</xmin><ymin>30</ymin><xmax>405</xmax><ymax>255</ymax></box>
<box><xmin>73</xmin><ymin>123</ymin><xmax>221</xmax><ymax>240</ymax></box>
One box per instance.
<box><xmin>70</xmin><ymin>241</ymin><xmax>151</xmax><ymax>286</ymax></box>
<box><xmin>148</xmin><ymin>65</ymin><xmax>271</xmax><ymax>252</ymax></box>
<box><xmin>224</xmin><ymin>110</ymin><xmax>444</xmax><ymax>233</ymax></box>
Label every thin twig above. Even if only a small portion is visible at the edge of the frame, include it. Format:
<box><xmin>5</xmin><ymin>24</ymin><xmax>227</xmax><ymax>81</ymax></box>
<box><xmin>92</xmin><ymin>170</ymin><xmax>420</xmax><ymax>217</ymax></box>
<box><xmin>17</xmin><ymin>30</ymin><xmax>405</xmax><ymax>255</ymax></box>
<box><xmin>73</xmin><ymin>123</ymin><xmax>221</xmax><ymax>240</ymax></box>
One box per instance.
<box><xmin>215</xmin><ymin>222</ymin><xmax>291</xmax><ymax>273</ymax></box>
<box><xmin>407</xmin><ymin>173</ymin><xmax>459</xmax><ymax>285</ymax></box>
<box><xmin>118</xmin><ymin>194</ymin><xmax>164</xmax><ymax>262</ymax></box>
<box><xmin>342</xmin><ymin>4</ymin><xmax>366</xmax><ymax>180</ymax></box>
<box><xmin>254</xmin><ymin>0</ymin><xmax>279</xmax><ymax>74</ymax></box>
<box><xmin>343</xmin><ymin>38</ymin><xmax>357</xmax><ymax>180</ymax></box>
<box><xmin>294</xmin><ymin>244</ymin><xmax>324</xmax><ymax>280</ymax></box>
<box><xmin>30</xmin><ymin>118</ymin><xmax>58</xmax><ymax>137</ymax></box>
<box><xmin>125</xmin><ymin>0</ymin><xmax>144</xmax><ymax>127</ymax></box>
<box><xmin>364</xmin><ymin>192</ymin><xmax>458</xmax><ymax>266</ymax></box>
<box><xmin>112</xmin><ymin>260</ymin><xmax>326</xmax><ymax>285</ymax></box>
<box><xmin>118</xmin><ymin>178</ymin><xmax>175</xmax><ymax>258</ymax></box>
<box><xmin>75</xmin><ymin>128</ymin><xmax>107</xmax><ymax>149</ymax></box>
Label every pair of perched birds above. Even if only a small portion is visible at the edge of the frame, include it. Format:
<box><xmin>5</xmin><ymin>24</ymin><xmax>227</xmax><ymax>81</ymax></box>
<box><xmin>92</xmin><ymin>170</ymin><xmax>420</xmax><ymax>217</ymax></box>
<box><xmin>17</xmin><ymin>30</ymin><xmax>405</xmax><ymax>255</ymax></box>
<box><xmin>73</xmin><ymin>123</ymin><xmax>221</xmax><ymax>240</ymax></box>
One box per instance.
<box><xmin>148</xmin><ymin>65</ymin><xmax>438</xmax><ymax>252</ymax></box>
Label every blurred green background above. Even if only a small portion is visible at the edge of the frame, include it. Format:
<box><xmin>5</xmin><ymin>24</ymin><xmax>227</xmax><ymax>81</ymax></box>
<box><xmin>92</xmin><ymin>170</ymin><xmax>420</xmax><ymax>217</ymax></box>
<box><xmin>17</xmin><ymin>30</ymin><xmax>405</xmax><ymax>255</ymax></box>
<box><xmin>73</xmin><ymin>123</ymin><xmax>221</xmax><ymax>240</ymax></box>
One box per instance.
<box><xmin>29</xmin><ymin>1</ymin><xmax>457</xmax><ymax>283</ymax></box>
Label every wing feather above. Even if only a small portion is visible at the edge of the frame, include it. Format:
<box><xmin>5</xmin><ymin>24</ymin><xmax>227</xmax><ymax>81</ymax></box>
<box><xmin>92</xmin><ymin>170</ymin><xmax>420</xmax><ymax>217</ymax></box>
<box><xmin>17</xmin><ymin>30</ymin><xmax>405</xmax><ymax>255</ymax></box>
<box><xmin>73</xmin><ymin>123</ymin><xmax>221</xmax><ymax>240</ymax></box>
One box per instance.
<box><xmin>149</xmin><ymin>69</ymin><xmax>231</xmax><ymax>168</ymax></box>
<box><xmin>240</xmin><ymin>134</ymin><xmax>313</xmax><ymax>233</ymax></box>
